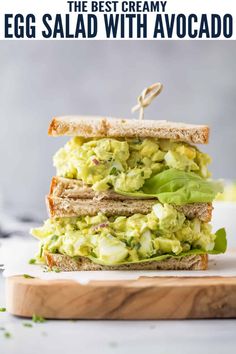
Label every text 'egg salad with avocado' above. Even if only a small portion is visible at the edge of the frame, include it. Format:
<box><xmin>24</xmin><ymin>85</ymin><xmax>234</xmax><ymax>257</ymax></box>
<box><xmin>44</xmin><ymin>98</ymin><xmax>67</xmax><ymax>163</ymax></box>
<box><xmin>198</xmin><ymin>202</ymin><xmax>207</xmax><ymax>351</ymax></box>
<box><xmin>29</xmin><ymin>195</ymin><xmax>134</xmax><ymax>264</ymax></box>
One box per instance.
<box><xmin>31</xmin><ymin>203</ymin><xmax>226</xmax><ymax>266</ymax></box>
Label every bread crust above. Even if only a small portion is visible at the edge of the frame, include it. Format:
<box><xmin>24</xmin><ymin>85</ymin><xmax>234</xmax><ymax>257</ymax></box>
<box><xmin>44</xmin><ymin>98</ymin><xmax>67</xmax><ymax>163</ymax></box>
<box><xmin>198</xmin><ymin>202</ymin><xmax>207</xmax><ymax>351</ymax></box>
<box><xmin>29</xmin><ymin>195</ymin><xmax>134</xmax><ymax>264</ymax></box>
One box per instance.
<box><xmin>48</xmin><ymin>116</ymin><xmax>209</xmax><ymax>144</ymax></box>
<box><xmin>48</xmin><ymin>179</ymin><xmax>213</xmax><ymax>222</ymax></box>
<box><xmin>45</xmin><ymin>251</ymin><xmax>208</xmax><ymax>271</ymax></box>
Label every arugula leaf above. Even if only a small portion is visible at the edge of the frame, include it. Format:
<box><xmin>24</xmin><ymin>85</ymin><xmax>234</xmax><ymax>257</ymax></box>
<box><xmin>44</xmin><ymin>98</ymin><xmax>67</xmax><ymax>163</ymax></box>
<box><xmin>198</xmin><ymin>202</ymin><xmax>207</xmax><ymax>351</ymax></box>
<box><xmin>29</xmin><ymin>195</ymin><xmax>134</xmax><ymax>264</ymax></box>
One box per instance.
<box><xmin>115</xmin><ymin>169</ymin><xmax>223</xmax><ymax>205</ymax></box>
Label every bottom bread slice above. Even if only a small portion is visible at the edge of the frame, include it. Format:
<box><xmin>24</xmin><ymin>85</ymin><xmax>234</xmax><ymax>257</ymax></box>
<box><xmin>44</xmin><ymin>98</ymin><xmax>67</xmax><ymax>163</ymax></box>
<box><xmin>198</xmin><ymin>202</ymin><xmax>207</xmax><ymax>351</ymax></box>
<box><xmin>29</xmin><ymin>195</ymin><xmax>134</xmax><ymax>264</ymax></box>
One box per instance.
<box><xmin>45</xmin><ymin>252</ymin><xmax>208</xmax><ymax>271</ymax></box>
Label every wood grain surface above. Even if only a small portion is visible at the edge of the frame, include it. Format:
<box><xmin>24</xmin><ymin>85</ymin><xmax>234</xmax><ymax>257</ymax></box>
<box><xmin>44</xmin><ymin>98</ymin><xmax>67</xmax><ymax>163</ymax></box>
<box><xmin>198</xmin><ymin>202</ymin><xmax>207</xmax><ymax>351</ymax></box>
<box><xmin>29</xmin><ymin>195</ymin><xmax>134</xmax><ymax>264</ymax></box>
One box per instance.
<box><xmin>6</xmin><ymin>276</ymin><xmax>236</xmax><ymax>319</ymax></box>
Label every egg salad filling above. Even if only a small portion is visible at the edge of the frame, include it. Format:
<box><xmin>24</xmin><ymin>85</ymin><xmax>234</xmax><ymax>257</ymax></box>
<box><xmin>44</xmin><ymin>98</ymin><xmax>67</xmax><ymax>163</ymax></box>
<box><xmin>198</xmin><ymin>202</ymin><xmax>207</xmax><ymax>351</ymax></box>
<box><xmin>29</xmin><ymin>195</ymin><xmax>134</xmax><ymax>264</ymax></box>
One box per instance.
<box><xmin>54</xmin><ymin>137</ymin><xmax>211</xmax><ymax>193</ymax></box>
<box><xmin>31</xmin><ymin>204</ymin><xmax>226</xmax><ymax>266</ymax></box>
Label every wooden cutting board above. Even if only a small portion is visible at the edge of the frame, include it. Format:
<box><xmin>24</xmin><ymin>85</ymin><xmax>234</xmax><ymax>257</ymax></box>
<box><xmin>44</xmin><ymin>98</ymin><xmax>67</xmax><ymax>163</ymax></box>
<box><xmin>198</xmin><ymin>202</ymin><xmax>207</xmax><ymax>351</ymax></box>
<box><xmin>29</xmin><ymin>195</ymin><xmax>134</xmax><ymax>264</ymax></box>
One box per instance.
<box><xmin>6</xmin><ymin>275</ymin><xmax>236</xmax><ymax>319</ymax></box>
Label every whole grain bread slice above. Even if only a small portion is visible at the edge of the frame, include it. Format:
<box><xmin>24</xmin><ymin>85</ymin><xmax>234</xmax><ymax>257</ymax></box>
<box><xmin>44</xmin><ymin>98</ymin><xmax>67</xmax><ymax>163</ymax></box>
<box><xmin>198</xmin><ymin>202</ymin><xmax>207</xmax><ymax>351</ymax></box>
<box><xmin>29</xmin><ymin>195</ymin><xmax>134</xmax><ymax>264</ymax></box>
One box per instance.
<box><xmin>50</xmin><ymin>176</ymin><xmax>155</xmax><ymax>200</ymax></box>
<box><xmin>46</xmin><ymin>194</ymin><xmax>212</xmax><ymax>222</ymax></box>
<box><xmin>47</xmin><ymin>195</ymin><xmax>157</xmax><ymax>218</ymax></box>
<box><xmin>45</xmin><ymin>251</ymin><xmax>208</xmax><ymax>271</ymax></box>
<box><xmin>48</xmin><ymin>116</ymin><xmax>209</xmax><ymax>144</ymax></box>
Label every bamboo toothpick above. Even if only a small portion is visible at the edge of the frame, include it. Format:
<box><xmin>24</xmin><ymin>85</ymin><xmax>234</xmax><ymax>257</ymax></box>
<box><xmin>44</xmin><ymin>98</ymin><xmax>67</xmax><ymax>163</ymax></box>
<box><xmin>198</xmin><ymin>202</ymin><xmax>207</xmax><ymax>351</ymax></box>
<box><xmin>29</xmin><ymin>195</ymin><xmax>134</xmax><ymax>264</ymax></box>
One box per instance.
<box><xmin>132</xmin><ymin>82</ymin><xmax>163</xmax><ymax>120</ymax></box>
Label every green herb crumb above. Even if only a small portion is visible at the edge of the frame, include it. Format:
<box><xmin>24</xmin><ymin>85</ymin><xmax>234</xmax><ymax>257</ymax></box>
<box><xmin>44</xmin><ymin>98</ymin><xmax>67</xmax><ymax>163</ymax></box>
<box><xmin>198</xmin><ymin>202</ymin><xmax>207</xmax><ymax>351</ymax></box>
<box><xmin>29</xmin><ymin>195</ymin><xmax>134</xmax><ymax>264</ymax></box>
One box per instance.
<box><xmin>28</xmin><ymin>258</ymin><xmax>36</xmax><ymax>264</ymax></box>
<box><xmin>23</xmin><ymin>323</ymin><xmax>33</xmax><ymax>328</ymax></box>
<box><xmin>4</xmin><ymin>331</ymin><xmax>11</xmax><ymax>338</ymax></box>
<box><xmin>90</xmin><ymin>251</ymin><xmax>97</xmax><ymax>258</ymax></box>
<box><xmin>0</xmin><ymin>307</ymin><xmax>6</xmax><ymax>312</ymax></box>
<box><xmin>50</xmin><ymin>235</ymin><xmax>59</xmax><ymax>242</ymax></box>
<box><xmin>39</xmin><ymin>244</ymin><xmax>43</xmax><ymax>258</ymax></box>
<box><xmin>110</xmin><ymin>167</ymin><xmax>119</xmax><ymax>176</ymax></box>
<box><xmin>52</xmin><ymin>266</ymin><xmax>61</xmax><ymax>273</ymax></box>
<box><xmin>23</xmin><ymin>274</ymin><xmax>35</xmax><ymax>279</ymax></box>
<box><xmin>32</xmin><ymin>314</ymin><xmax>46</xmax><ymax>323</ymax></box>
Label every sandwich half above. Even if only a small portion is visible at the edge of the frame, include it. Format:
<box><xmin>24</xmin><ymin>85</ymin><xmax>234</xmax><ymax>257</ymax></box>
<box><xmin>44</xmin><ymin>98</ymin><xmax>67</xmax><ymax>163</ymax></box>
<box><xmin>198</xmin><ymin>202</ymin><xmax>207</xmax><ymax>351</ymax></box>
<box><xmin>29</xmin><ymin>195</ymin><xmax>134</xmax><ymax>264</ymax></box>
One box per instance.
<box><xmin>31</xmin><ymin>116</ymin><xmax>226</xmax><ymax>271</ymax></box>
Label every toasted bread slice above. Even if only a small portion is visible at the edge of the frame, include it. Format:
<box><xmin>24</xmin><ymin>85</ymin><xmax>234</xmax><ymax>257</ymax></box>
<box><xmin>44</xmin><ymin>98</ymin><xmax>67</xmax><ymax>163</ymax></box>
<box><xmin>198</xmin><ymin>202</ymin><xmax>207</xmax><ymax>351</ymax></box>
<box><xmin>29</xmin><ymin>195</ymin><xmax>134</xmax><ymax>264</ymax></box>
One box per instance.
<box><xmin>48</xmin><ymin>116</ymin><xmax>209</xmax><ymax>144</ymax></box>
<box><xmin>45</xmin><ymin>251</ymin><xmax>208</xmax><ymax>271</ymax></box>
<box><xmin>50</xmin><ymin>176</ymin><xmax>156</xmax><ymax>200</ymax></box>
<box><xmin>47</xmin><ymin>196</ymin><xmax>157</xmax><ymax>218</ymax></box>
<box><xmin>46</xmin><ymin>193</ymin><xmax>212</xmax><ymax>222</ymax></box>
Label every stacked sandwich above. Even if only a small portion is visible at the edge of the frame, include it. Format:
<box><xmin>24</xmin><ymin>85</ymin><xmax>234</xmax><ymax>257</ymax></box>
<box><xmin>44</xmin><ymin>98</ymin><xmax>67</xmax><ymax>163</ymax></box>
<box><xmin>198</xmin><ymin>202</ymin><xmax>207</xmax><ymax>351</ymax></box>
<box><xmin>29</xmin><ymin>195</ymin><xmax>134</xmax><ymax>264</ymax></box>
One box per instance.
<box><xmin>31</xmin><ymin>116</ymin><xmax>226</xmax><ymax>271</ymax></box>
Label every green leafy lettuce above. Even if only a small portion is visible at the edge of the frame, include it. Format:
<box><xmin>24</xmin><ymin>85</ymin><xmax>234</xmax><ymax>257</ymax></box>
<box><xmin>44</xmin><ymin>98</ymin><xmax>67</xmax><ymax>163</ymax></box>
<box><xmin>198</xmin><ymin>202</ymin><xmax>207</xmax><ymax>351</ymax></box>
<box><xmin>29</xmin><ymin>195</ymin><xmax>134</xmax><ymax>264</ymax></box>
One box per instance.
<box><xmin>115</xmin><ymin>168</ymin><xmax>223</xmax><ymax>205</ymax></box>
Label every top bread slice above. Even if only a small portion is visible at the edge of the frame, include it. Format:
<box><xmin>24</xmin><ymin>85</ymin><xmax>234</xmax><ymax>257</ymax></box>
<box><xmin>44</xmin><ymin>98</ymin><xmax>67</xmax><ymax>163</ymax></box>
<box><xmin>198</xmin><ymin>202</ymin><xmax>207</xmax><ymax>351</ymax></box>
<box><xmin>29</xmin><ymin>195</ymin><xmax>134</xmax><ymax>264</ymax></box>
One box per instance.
<box><xmin>48</xmin><ymin>116</ymin><xmax>209</xmax><ymax>144</ymax></box>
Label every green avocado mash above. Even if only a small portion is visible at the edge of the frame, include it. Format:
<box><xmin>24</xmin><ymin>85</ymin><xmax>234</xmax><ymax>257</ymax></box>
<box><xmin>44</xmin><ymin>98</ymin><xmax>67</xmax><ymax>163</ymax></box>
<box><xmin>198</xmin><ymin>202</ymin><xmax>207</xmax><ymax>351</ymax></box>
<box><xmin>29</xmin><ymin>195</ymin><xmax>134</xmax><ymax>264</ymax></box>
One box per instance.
<box><xmin>31</xmin><ymin>204</ymin><xmax>226</xmax><ymax>266</ymax></box>
<box><xmin>54</xmin><ymin>137</ymin><xmax>211</xmax><ymax>193</ymax></box>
